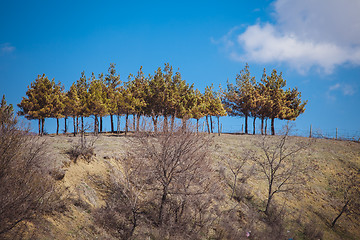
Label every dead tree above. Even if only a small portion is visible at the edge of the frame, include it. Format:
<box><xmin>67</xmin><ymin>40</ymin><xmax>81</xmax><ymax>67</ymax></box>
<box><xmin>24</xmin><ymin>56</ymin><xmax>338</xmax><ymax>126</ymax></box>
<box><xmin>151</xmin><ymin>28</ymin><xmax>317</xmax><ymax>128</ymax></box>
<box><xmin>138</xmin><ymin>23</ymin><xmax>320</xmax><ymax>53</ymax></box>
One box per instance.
<box><xmin>222</xmin><ymin>151</ymin><xmax>253</xmax><ymax>200</ymax></box>
<box><xmin>251</xmin><ymin>125</ymin><xmax>313</xmax><ymax>215</ymax></box>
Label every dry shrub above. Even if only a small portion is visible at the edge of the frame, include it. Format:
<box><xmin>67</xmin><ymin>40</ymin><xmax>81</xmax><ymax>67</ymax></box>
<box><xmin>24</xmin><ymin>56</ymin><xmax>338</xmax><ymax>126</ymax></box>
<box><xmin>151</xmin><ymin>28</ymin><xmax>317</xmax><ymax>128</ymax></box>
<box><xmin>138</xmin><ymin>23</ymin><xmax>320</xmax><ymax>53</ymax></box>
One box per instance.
<box><xmin>251</xmin><ymin>124</ymin><xmax>313</xmax><ymax>215</ymax></box>
<box><xmin>95</xmin><ymin>125</ymin><xmax>220</xmax><ymax>239</ymax></box>
<box><xmin>0</xmin><ymin>116</ymin><xmax>58</xmax><ymax>238</ymax></box>
<box><xmin>66</xmin><ymin>134</ymin><xmax>96</xmax><ymax>162</ymax></box>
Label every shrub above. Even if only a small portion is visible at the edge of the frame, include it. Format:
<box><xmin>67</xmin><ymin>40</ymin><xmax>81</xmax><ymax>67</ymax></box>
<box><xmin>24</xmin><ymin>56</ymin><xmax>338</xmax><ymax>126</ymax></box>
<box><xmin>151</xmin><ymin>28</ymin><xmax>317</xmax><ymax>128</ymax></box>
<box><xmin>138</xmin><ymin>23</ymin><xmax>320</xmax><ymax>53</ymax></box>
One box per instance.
<box><xmin>0</xmin><ymin>99</ymin><xmax>57</xmax><ymax>239</ymax></box>
<box><xmin>66</xmin><ymin>134</ymin><xmax>96</xmax><ymax>162</ymax></box>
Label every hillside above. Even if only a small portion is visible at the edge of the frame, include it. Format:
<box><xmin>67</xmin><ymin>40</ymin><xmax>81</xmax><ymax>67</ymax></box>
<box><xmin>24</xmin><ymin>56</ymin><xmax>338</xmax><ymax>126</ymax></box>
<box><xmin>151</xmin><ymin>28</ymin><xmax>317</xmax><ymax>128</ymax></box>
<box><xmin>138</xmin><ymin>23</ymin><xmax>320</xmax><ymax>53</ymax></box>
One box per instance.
<box><xmin>6</xmin><ymin>132</ymin><xmax>360</xmax><ymax>240</ymax></box>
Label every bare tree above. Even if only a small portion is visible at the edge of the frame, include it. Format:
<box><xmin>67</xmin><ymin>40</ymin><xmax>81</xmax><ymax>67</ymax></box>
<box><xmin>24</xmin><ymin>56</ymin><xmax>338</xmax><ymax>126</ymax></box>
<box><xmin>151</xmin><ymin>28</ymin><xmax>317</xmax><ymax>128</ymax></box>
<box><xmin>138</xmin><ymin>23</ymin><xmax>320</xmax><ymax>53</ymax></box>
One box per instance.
<box><xmin>130</xmin><ymin>127</ymin><xmax>215</xmax><ymax>228</ymax></box>
<box><xmin>251</xmin><ymin>125</ymin><xmax>313</xmax><ymax>215</ymax></box>
<box><xmin>221</xmin><ymin>151</ymin><xmax>253</xmax><ymax>200</ymax></box>
<box><xmin>95</xmin><ymin>125</ymin><xmax>219</xmax><ymax>239</ymax></box>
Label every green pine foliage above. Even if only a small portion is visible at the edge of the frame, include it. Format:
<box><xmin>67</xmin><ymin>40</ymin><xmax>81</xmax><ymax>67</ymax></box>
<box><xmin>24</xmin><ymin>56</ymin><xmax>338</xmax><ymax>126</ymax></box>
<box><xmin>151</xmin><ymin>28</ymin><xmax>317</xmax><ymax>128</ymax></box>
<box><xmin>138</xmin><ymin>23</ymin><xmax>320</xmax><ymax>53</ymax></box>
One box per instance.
<box><xmin>17</xmin><ymin>63</ymin><xmax>306</xmax><ymax>135</ymax></box>
<box><xmin>0</xmin><ymin>95</ymin><xmax>14</xmax><ymax>126</ymax></box>
<box><xmin>18</xmin><ymin>74</ymin><xmax>57</xmax><ymax>135</ymax></box>
<box><xmin>224</xmin><ymin>65</ymin><xmax>307</xmax><ymax>135</ymax></box>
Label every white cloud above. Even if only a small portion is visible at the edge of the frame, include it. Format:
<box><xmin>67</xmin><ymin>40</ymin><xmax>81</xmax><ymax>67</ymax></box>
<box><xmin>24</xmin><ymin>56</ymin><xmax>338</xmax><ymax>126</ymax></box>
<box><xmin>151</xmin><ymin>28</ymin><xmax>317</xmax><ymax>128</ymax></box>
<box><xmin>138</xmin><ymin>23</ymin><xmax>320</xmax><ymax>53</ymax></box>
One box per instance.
<box><xmin>341</xmin><ymin>84</ymin><xmax>356</xmax><ymax>96</ymax></box>
<box><xmin>217</xmin><ymin>0</ymin><xmax>360</xmax><ymax>74</ymax></box>
<box><xmin>0</xmin><ymin>43</ymin><xmax>15</xmax><ymax>54</ymax></box>
<box><xmin>329</xmin><ymin>83</ymin><xmax>341</xmax><ymax>91</ymax></box>
<box><xmin>327</xmin><ymin>83</ymin><xmax>356</xmax><ymax>100</ymax></box>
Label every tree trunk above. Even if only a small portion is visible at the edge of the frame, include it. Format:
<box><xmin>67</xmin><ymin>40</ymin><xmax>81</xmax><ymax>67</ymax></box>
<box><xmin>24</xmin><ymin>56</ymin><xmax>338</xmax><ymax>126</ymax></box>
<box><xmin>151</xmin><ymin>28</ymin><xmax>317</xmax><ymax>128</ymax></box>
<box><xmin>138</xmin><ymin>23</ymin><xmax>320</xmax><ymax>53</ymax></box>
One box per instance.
<box><xmin>136</xmin><ymin>114</ymin><xmax>140</xmax><ymax>132</ymax></box>
<box><xmin>64</xmin><ymin>116</ymin><xmax>67</xmax><ymax>134</ymax></box>
<box><xmin>100</xmin><ymin>116</ymin><xmax>103</xmax><ymax>133</ymax></box>
<box><xmin>331</xmin><ymin>200</ymin><xmax>350</xmax><ymax>227</ymax></box>
<box><xmin>81</xmin><ymin>116</ymin><xmax>84</xmax><ymax>136</ymax></box>
<box><xmin>261</xmin><ymin>117</ymin><xmax>264</xmax><ymax>135</ymax></box>
<box><xmin>163</xmin><ymin>115</ymin><xmax>168</xmax><ymax>132</ymax></box>
<box><xmin>231</xmin><ymin>175</ymin><xmax>237</xmax><ymax>199</ymax></box>
<box><xmin>117</xmin><ymin>115</ymin><xmax>121</xmax><ymax>134</ymax></box>
<box><xmin>125</xmin><ymin>113</ymin><xmax>129</xmax><ymax>136</ymax></box>
<box><xmin>182</xmin><ymin>118</ymin><xmax>187</xmax><ymax>131</ymax></box>
<box><xmin>210</xmin><ymin>116</ymin><xmax>213</xmax><ymax>133</ymax></box>
<box><xmin>265</xmin><ymin>118</ymin><xmax>268</xmax><ymax>135</ymax></box>
<box><xmin>132</xmin><ymin>114</ymin><xmax>136</xmax><ymax>131</ymax></box>
<box><xmin>271</xmin><ymin>117</ymin><xmax>275</xmax><ymax>135</ymax></box>
<box><xmin>76</xmin><ymin>117</ymin><xmax>79</xmax><ymax>134</ymax></box>
<box><xmin>253</xmin><ymin>117</ymin><xmax>256</xmax><ymax>135</ymax></box>
<box><xmin>56</xmin><ymin>118</ymin><xmax>59</xmax><ymax>135</ymax></box>
<box><xmin>73</xmin><ymin>116</ymin><xmax>76</xmax><ymax>136</ymax></box>
<box><xmin>152</xmin><ymin>115</ymin><xmax>158</xmax><ymax>133</ymax></box>
<box><xmin>170</xmin><ymin>114</ymin><xmax>175</xmax><ymax>132</ymax></box>
<box><xmin>206</xmin><ymin>115</ymin><xmax>210</xmax><ymax>134</ymax></box>
<box><xmin>265</xmin><ymin>186</ymin><xmax>274</xmax><ymax>215</ymax></box>
<box><xmin>41</xmin><ymin>118</ymin><xmax>45</xmax><ymax>136</ymax></box>
<box><xmin>217</xmin><ymin>116</ymin><xmax>221</xmax><ymax>136</ymax></box>
<box><xmin>196</xmin><ymin>119</ymin><xmax>199</xmax><ymax>134</ymax></box>
<box><xmin>94</xmin><ymin>115</ymin><xmax>98</xmax><ymax>135</ymax></box>
<box><xmin>158</xmin><ymin>186</ymin><xmax>168</xmax><ymax>225</ymax></box>
<box><xmin>244</xmin><ymin>114</ymin><xmax>248</xmax><ymax>134</ymax></box>
<box><xmin>38</xmin><ymin>119</ymin><xmax>41</xmax><ymax>136</ymax></box>
<box><xmin>130</xmin><ymin>210</ymin><xmax>137</xmax><ymax>237</ymax></box>
<box><xmin>110</xmin><ymin>114</ymin><xmax>114</xmax><ymax>133</ymax></box>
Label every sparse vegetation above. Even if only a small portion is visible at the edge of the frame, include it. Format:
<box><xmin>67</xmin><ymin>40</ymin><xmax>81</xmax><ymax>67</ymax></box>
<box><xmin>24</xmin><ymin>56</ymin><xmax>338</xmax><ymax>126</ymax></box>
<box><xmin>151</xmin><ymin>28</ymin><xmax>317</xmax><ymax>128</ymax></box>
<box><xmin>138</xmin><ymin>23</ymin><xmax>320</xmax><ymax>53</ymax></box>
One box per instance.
<box><xmin>1</xmin><ymin>95</ymin><xmax>359</xmax><ymax>239</ymax></box>
<box><xmin>251</xmin><ymin>125</ymin><xmax>313</xmax><ymax>215</ymax></box>
<box><xmin>95</xmin><ymin>126</ymin><xmax>220</xmax><ymax>239</ymax></box>
<box><xmin>0</xmin><ymin>95</ymin><xmax>59</xmax><ymax>239</ymax></box>
<box><xmin>66</xmin><ymin>134</ymin><xmax>96</xmax><ymax>163</ymax></box>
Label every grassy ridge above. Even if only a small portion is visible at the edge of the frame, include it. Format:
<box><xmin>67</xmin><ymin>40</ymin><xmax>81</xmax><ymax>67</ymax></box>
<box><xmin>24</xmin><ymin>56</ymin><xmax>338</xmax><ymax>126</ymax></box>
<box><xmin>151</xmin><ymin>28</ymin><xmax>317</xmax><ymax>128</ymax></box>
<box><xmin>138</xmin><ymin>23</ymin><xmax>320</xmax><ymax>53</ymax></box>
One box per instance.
<box><xmin>28</xmin><ymin>133</ymin><xmax>360</xmax><ymax>239</ymax></box>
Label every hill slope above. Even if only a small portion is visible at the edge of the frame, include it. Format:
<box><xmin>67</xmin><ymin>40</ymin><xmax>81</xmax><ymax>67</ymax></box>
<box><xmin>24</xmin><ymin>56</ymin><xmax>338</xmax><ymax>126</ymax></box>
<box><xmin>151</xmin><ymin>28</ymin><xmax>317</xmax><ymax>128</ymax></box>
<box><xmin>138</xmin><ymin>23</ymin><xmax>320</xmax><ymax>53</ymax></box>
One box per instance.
<box><xmin>16</xmin><ymin>133</ymin><xmax>360</xmax><ymax>239</ymax></box>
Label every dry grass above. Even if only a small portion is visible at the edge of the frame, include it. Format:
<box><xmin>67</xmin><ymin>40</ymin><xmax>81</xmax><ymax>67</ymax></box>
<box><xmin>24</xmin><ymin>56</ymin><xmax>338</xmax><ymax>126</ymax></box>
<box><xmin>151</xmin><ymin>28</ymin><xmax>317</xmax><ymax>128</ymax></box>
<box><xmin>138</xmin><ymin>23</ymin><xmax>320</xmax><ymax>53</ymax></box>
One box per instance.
<box><xmin>16</xmin><ymin>132</ymin><xmax>360</xmax><ymax>240</ymax></box>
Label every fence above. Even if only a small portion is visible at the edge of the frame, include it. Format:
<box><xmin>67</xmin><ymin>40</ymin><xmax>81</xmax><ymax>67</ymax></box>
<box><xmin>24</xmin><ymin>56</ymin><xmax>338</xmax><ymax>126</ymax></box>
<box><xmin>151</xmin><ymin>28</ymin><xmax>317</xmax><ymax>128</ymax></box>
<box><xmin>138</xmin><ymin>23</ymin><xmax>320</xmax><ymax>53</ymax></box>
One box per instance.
<box><xmin>221</xmin><ymin>124</ymin><xmax>360</xmax><ymax>142</ymax></box>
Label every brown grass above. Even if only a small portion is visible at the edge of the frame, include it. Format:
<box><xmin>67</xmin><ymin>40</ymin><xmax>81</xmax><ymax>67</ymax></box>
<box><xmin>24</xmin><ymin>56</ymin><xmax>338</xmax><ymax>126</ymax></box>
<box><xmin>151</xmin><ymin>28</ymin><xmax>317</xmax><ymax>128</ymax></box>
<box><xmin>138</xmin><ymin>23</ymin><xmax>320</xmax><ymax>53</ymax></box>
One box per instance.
<box><xmin>14</xmin><ymin>132</ymin><xmax>360</xmax><ymax>240</ymax></box>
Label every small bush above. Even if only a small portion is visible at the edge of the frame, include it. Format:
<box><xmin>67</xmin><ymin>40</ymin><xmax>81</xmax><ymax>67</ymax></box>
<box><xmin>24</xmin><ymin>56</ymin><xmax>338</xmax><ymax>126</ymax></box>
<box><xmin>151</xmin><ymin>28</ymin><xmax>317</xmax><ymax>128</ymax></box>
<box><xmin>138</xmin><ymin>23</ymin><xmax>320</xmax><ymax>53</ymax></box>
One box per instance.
<box><xmin>66</xmin><ymin>135</ymin><xmax>96</xmax><ymax>162</ymax></box>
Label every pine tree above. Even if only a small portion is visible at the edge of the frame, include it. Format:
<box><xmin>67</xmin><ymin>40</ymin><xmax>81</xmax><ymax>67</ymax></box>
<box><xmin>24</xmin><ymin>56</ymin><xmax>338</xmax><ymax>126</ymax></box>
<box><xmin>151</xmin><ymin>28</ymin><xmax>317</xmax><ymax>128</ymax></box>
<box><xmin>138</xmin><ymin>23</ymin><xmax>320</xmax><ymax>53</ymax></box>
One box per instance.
<box><xmin>147</xmin><ymin>67</ymin><xmax>165</xmax><ymax>132</ymax></box>
<box><xmin>191</xmin><ymin>89</ymin><xmax>206</xmax><ymax>133</ymax></box>
<box><xmin>120</xmin><ymin>86</ymin><xmax>138</xmax><ymax>135</ymax></box>
<box><xmin>275</xmin><ymin>87</ymin><xmax>307</xmax><ymax>127</ymax></box>
<box><xmin>261</xmin><ymin>69</ymin><xmax>286</xmax><ymax>135</ymax></box>
<box><xmin>212</xmin><ymin>89</ymin><xmax>227</xmax><ymax>136</ymax></box>
<box><xmin>170</xmin><ymin>70</ymin><xmax>188</xmax><ymax>131</ymax></box>
<box><xmin>88</xmin><ymin>73</ymin><xmax>107</xmax><ymax>135</ymax></box>
<box><xmin>257</xmin><ymin>69</ymin><xmax>272</xmax><ymax>135</ymax></box>
<box><xmin>50</xmin><ymin>81</ymin><xmax>65</xmax><ymax>135</ymax></box>
<box><xmin>0</xmin><ymin>95</ymin><xmax>14</xmax><ymax>125</ymax></box>
<box><xmin>127</xmin><ymin>66</ymin><xmax>148</xmax><ymax>132</ymax></box>
<box><xmin>177</xmin><ymin>83</ymin><xmax>196</xmax><ymax>130</ymax></box>
<box><xmin>204</xmin><ymin>85</ymin><xmax>227</xmax><ymax>135</ymax></box>
<box><xmin>76</xmin><ymin>71</ymin><xmax>90</xmax><ymax>135</ymax></box>
<box><xmin>18</xmin><ymin>74</ymin><xmax>55</xmax><ymax>136</ymax></box>
<box><xmin>63</xmin><ymin>83</ymin><xmax>80</xmax><ymax>136</ymax></box>
<box><xmin>104</xmin><ymin>63</ymin><xmax>121</xmax><ymax>133</ymax></box>
<box><xmin>223</xmin><ymin>64</ymin><xmax>256</xmax><ymax>134</ymax></box>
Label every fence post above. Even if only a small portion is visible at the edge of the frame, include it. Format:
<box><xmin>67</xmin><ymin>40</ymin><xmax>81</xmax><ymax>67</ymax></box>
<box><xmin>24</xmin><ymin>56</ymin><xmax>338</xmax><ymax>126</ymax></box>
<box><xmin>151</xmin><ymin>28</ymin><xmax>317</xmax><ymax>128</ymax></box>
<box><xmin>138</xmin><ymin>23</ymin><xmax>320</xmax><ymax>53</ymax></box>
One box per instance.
<box><xmin>309</xmin><ymin>124</ymin><xmax>312</xmax><ymax>138</ymax></box>
<box><xmin>336</xmin><ymin>128</ymin><xmax>338</xmax><ymax>140</ymax></box>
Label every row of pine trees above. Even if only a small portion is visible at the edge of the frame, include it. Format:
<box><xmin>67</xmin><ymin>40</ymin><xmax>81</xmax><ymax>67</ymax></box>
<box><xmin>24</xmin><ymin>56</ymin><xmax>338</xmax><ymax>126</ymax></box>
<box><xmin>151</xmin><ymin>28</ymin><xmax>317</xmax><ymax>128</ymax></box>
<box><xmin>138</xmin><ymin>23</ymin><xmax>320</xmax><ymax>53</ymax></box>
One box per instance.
<box><xmin>17</xmin><ymin>63</ymin><xmax>306</xmax><ymax>136</ymax></box>
<box><xmin>223</xmin><ymin>64</ymin><xmax>307</xmax><ymax>135</ymax></box>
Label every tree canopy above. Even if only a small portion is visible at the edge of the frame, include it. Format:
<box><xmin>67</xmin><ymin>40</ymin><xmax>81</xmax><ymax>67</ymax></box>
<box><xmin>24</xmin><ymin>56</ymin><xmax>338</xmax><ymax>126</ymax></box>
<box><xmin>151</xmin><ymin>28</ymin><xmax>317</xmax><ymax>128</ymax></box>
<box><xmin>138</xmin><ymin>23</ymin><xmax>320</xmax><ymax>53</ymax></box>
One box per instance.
<box><xmin>17</xmin><ymin>63</ymin><xmax>306</xmax><ymax>135</ymax></box>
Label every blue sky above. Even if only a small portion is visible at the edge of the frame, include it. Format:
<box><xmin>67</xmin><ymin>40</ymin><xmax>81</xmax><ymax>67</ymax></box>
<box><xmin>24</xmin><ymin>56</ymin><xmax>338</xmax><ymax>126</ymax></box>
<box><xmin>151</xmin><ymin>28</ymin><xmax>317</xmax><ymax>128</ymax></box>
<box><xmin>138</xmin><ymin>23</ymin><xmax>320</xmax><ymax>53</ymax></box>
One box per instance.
<box><xmin>1</xmin><ymin>0</ymin><xmax>359</xmax><ymax>138</ymax></box>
